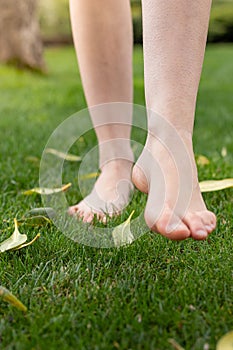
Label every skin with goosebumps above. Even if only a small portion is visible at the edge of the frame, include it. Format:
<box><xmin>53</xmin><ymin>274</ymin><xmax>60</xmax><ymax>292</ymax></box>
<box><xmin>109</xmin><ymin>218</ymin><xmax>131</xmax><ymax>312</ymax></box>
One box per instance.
<box><xmin>69</xmin><ymin>0</ymin><xmax>216</xmax><ymax>240</ymax></box>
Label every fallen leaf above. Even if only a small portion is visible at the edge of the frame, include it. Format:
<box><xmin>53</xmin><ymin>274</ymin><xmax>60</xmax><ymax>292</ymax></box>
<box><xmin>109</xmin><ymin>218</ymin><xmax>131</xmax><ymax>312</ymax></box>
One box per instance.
<box><xmin>221</xmin><ymin>147</ymin><xmax>227</xmax><ymax>158</ymax></box>
<box><xmin>196</xmin><ymin>154</ymin><xmax>210</xmax><ymax>166</ymax></box>
<box><xmin>200</xmin><ymin>179</ymin><xmax>233</xmax><ymax>192</ymax></box>
<box><xmin>25</xmin><ymin>156</ymin><xmax>40</xmax><ymax>164</ymax></box>
<box><xmin>79</xmin><ymin>172</ymin><xmax>99</xmax><ymax>180</ymax></box>
<box><xmin>22</xmin><ymin>183</ymin><xmax>72</xmax><ymax>195</ymax></box>
<box><xmin>112</xmin><ymin>211</ymin><xmax>135</xmax><ymax>247</ymax></box>
<box><xmin>25</xmin><ymin>207</ymin><xmax>56</xmax><ymax>219</ymax></box>
<box><xmin>0</xmin><ymin>218</ymin><xmax>27</xmax><ymax>252</ymax></box>
<box><xmin>0</xmin><ymin>219</ymin><xmax>40</xmax><ymax>253</ymax></box>
<box><xmin>11</xmin><ymin>234</ymin><xmax>41</xmax><ymax>251</ymax></box>
<box><xmin>216</xmin><ymin>331</ymin><xmax>233</xmax><ymax>350</ymax></box>
<box><xmin>18</xmin><ymin>216</ymin><xmax>52</xmax><ymax>226</ymax></box>
<box><xmin>78</xmin><ymin>136</ymin><xmax>85</xmax><ymax>143</ymax></box>
<box><xmin>189</xmin><ymin>304</ymin><xmax>196</xmax><ymax>311</ymax></box>
<box><xmin>0</xmin><ymin>286</ymin><xmax>27</xmax><ymax>312</ymax></box>
<box><xmin>168</xmin><ymin>339</ymin><xmax>185</xmax><ymax>350</ymax></box>
<box><xmin>113</xmin><ymin>341</ymin><xmax>120</xmax><ymax>349</ymax></box>
<box><xmin>45</xmin><ymin>148</ymin><xmax>81</xmax><ymax>161</ymax></box>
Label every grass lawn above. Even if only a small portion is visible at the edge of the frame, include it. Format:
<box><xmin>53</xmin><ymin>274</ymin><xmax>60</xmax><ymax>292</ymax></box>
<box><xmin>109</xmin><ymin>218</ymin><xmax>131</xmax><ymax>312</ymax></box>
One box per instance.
<box><xmin>0</xmin><ymin>45</ymin><xmax>232</xmax><ymax>350</ymax></box>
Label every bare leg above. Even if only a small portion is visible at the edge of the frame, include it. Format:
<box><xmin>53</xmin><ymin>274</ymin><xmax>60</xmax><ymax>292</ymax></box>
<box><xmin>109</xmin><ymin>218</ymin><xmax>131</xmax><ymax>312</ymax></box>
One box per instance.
<box><xmin>133</xmin><ymin>0</ymin><xmax>216</xmax><ymax>240</ymax></box>
<box><xmin>69</xmin><ymin>0</ymin><xmax>134</xmax><ymax>222</ymax></box>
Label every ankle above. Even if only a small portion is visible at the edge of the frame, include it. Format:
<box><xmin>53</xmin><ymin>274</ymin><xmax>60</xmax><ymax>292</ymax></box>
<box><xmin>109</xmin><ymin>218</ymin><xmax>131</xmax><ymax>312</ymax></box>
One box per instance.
<box><xmin>101</xmin><ymin>158</ymin><xmax>133</xmax><ymax>172</ymax></box>
<box><xmin>147</xmin><ymin>106</ymin><xmax>194</xmax><ymax>137</ymax></box>
<box><xmin>99</xmin><ymin>139</ymin><xmax>134</xmax><ymax>169</ymax></box>
<box><xmin>146</xmin><ymin>110</ymin><xmax>194</xmax><ymax>153</ymax></box>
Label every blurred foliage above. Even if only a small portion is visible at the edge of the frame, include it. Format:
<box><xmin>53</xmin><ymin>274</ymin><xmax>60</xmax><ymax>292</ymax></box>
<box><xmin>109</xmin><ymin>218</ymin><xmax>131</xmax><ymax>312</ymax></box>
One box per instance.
<box><xmin>38</xmin><ymin>0</ymin><xmax>233</xmax><ymax>44</ymax></box>
<box><xmin>131</xmin><ymin>0</ymin><xmax>233</xmax><ymax>44</ymax></box>
<box><xmin>38</xmin><ymin>0</ymin><xmax>71</xmax><ymax>43</ymax></box>
<box><xmin>209</xmin><ymin>2</ymin><xmax>233</xmax><ymax>42</ymax></box>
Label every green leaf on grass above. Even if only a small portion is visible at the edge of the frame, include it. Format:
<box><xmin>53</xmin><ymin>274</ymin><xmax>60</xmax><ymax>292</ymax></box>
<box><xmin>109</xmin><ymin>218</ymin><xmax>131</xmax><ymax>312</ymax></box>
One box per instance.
<box><xmin>0</xmin><ymin>218</ymin><xmax>27</xmax><ymax>252</ymax></box>
<box><xmin>45</xmin><ymin>148</ymin><xmax>81</xmax><ymax>161</ymax></box>
<box><xmin>112</xmin><ymin>211</ymin><xmax>135</xmax><ymax>247</ymax></box>
<box><xmin>0</xmin><ymin>286</ymin><xmax>27</xmax><ymax>312</ymax></box>
<box><xmin>200</xmin><ymin>179</ymin><xmax>233</xmax><ymax>192</ymax></box>
<box><xmin>22</xmin><ymin>183</ymin><xmax>72</xmax><ymax>195</ymax></box>
<box><xmin>216</xmin><ymin>331</ymin><xmax>233</xmax><ymax>350</ymax></box>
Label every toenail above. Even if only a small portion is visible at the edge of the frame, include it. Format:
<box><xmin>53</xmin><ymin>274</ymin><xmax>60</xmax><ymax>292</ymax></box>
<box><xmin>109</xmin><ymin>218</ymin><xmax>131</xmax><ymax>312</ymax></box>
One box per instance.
<box><xmin>166</xmin><ymin>223</ymin><xmax>180</xmax><ymax>233</ymax></box>
<box><xmin>205</xmin><ymin>225</ymin><xmax>212</xmax><ymax>231</ymax></box>
<box><xmin>196</xmin><ymin>230</ymin><xmax>207</xmax><ymax>238</ymax></box>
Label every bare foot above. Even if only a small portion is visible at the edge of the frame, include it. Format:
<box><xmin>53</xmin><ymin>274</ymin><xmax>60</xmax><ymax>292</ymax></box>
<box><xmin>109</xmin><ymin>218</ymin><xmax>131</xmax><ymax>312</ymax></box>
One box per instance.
<box><xmin>69</xmin><ymin>159</ymin><xmax>133</xmax><ymax>223</ymax></box>
<box><xmin>132</xmin><ymin>130</ymin><xmax>216</xmax><ymax>240</ymax></box>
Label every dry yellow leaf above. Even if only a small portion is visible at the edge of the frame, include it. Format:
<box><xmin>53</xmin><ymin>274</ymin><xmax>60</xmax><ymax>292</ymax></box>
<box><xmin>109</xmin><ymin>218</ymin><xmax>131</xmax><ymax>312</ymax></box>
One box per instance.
<box><xmin>112</xmin><ymin>211</ymin><xmax>135</xmax><ymax>247</ymax></box>
<box><xmin>18</xmin><ymin>216</ymin><xmax>52</xmax><ymax>226</ymax></box>
<box><xmin>11</xmin><ymin>234</ymin><xmax>41</xmax><ymax>251</ymax></box>
<box><xmin>25</xmin><ymin>156</ymin><xmax>40</xmax><ymax>164</ymax></box>
<box><xmin>196</xmin><ymin>154</ymin><xmax>210</xmax><ymax>166</ymax></box>
<box><xmin>0</xmin><ymin>219</ymin><xmax>40</xmax><ymax>253</ymax></box>
<box><xmin>221</xmin><ymin>147</ymin><xmax>227</xmax><ymax>158</ymax></box>
<box><xmin>26</xmin><ymin>207</ymin><xmax>56</xmax><ymax>219</ymax></box>
<box><xmin>22</xmin><ymin>183</ymin><xmax>72</xmax><ymax>195</ymax></box>
<box><xmin>216</xmin><ymin>331</ymin><xmax>233</xmax><ymax>350</ymax></box>
<box><xmin>200</xmin><ymin>179</ymin><xmax>233</xmax><ymax>192</ymax></box>
<box><xmin>0</xmin><ymin>218</ymin><xmax>27</xmax><ymax>252</ymax></box>
<box><xmin>168</xmin><ymin>339</ymin><xmax>185</xmax><ymax>350</ymax></box>
<box><xmin>0</xmin><ymin>286</ymin><xmax>27</xmax><ymax>312</ymax></box>
<box><xmin>79</xmin><ymin>172</ymin><xmax>99</xmax><ymax>180</ymax></box>
<box><xmin>45</xmin><ymin>148</ymin><xmax>81</xmax><ymax>161</ymax></box>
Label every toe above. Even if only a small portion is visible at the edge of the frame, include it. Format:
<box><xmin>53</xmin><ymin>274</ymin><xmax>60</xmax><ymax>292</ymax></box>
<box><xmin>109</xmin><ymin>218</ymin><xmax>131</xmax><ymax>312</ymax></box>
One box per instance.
<box><xmin>68</xmin><ymin>205</ymin><xmax>78</xmax><ymax>216</ymax></box>
<box><xmin>145</xmin><ymin>207</ymin><xmax>191</xmax><ymax>241</ymax></box>
<box><xmin>85</xmin><ymin>210</ymin><xmax>107</xmax><ymax>224</ymax></box>
<box><xmin>183</xmin><ymin>212</ymin><xmax>208</xmax><ymax>240</ymax></box>
<box><xmin>76</xmin><ymin>210</ymin><xmax>85</xmax><ymax>221</ymax></box>
<box><xmin>197</xmin><ymin>210</ymin><xmax>217</xmax><ymax>234</ymax></box>
<box><xmin>132</xmin><ymin>163</ymin><xmax>149</xmax><ymax>194</ymax></box>
<box><xmin>78</xmin><ymin>203</ymin><xmax>94</xmax><ymax>223</ymax></box>
<box><xmin>83</xmin><ymin>212</ymin><xmax>94</xmax><ymax>223</ymax></box>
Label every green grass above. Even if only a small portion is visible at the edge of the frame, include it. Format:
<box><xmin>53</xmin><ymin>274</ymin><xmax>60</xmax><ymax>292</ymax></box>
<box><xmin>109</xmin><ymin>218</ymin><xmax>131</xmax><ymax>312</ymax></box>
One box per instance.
<box><xmin>0</xmin><ymin>45</ymin><xmax>233</xmax><ymax>350</ymax></box>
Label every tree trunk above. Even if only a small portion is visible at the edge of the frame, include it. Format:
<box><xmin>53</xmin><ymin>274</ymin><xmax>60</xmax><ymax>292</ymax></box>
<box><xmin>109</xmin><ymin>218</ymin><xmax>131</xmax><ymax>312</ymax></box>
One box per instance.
<box><xmin>0</xmin><ymin>0</ymin><xmax>45</xmax><ymax>71</ymax></box>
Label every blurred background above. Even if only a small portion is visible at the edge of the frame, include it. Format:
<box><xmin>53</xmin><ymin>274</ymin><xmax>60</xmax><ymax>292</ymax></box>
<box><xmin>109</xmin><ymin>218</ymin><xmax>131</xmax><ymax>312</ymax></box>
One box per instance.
<box><xmin>38</xmin><ymin>0</ymin><xmax>233</xmax><ymax>45</ymax></box>
<box><xmin>0</xmin><ymin>0</ymin><xmax>232</xmax><ymax>71</ymax></box>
